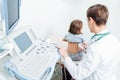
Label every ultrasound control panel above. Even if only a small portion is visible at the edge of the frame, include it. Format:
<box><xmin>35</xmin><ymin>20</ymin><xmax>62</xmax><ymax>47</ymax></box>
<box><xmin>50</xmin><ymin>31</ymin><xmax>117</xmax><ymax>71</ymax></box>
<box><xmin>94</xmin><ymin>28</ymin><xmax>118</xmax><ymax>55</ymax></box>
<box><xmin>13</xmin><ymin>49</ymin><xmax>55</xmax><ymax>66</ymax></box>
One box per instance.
<box><xmin>24</xmin><ymin>39</ymin><xmax>60</xmax><ymax>57</ymax></box>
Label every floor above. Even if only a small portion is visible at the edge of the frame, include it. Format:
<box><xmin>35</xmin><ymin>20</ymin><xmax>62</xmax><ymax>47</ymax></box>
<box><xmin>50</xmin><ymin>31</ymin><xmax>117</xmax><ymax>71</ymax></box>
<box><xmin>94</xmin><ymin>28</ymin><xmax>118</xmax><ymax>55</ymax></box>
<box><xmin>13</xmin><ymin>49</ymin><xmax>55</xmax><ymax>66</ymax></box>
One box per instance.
<box><xmin>51</xmin><ymin>64</ymin><xmax>63</xmax><ymax>80</ymax></box>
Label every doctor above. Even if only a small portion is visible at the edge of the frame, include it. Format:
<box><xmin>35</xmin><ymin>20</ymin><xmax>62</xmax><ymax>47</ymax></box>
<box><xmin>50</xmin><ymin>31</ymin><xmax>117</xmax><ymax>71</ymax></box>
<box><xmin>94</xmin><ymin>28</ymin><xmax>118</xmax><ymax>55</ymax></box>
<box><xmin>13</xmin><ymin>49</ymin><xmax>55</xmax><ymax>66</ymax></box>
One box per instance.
<box><xmin>58</xmin><ymin>4</ymin><xmax>120</xmax><ymax>80</ymax></box>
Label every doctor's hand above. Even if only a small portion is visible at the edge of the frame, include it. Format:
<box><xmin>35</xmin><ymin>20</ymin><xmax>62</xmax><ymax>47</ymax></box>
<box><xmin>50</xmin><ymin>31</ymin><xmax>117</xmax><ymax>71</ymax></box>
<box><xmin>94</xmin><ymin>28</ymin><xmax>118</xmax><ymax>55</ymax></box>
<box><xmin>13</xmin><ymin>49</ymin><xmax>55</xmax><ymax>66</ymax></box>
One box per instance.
<box><xmin>82</xmin><ymin>42</ymin><xmax>88</xmax><ymax>49</ymax></box>
<box><xmin>79</xmin><ymin>42</ymin><xmax>88</xmax><ymax>53</ymax></box>
<box><xmin>56</xmin><ymin>46</ymin><xmax>69</xmax><ymax>58</ymax></box>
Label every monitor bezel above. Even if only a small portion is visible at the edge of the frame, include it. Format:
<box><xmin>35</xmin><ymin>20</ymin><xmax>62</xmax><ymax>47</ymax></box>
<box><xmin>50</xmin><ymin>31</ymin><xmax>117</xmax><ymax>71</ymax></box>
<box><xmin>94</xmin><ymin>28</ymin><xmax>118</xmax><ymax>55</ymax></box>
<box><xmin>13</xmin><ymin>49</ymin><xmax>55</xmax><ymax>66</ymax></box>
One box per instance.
<box><xmin>2</xmin><ymin>0</ymin><xmax>20</xmax><ymax>35</ymax></box>
<box><xmin>8</xmin><ymin>26</ymin><xmax>36</xmax><ymax>56</ymax></box>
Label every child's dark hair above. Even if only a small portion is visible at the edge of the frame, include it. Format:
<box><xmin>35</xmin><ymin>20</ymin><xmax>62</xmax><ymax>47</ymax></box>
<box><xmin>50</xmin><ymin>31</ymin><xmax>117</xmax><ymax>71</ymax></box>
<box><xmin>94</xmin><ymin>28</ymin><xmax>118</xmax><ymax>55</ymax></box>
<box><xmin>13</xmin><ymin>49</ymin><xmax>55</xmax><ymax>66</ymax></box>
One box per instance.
<box><xmin>68</xmin><ymin>20</ymin><xmax>83</xmax><ymax>34</ymax></box>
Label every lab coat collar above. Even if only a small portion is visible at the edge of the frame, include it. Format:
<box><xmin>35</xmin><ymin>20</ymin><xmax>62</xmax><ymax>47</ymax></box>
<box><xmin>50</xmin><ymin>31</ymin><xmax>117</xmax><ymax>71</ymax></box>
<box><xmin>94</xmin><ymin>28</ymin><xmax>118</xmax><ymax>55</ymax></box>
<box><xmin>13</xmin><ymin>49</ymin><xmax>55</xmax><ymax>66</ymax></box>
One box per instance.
<box><xmin>96</xmin><ymin>29</ymin><xmax>109</xmax><ymax>34</ymax></box>
<box><xmin>91</xmin><ymin>29</ymin><xmax>110</xmax><ymax>43</ymax></box>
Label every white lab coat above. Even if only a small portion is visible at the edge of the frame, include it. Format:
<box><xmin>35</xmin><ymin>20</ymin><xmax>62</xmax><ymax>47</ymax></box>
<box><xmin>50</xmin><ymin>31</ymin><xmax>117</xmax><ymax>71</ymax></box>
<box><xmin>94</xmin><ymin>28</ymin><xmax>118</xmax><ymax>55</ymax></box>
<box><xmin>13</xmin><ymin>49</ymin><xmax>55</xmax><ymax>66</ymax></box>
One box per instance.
<box><xmin>64</xmin><ymin>30</ymin><xmax>120</xmax><ymax>80</ymax></box>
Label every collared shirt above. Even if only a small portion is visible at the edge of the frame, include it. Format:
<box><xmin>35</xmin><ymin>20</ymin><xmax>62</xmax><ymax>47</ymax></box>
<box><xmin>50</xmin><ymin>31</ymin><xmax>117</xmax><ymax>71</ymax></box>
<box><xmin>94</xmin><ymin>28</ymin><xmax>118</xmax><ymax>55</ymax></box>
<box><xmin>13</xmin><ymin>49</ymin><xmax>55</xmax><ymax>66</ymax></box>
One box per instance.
<box><xmin>64</xmin><ymin>32</ymin><xmax>85</xmax><ymax>43</ymax></box>
<box><xmin>64</xmin><ymin>30</ymin><xmax>120</xmax><ymax>80</ymax></box>
<box><xmin>63</xmin><ymin>32</ymin><xmax>85</xmax><ymax>61</ymax></box>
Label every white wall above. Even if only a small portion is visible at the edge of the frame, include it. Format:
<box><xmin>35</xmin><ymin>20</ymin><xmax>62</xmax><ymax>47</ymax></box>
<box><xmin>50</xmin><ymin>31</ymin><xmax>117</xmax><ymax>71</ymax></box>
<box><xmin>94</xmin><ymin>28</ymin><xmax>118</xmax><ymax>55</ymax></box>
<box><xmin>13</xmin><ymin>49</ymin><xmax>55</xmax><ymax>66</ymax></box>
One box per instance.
<box><xmin>17</xmin><ymin>0</ymin><xmax>120</xmax><ymax>79</ymax></box>
<box><xmin>17</xmin><ymin>0</ymin><xmax>120</xmax><ymax>40</ymax></box>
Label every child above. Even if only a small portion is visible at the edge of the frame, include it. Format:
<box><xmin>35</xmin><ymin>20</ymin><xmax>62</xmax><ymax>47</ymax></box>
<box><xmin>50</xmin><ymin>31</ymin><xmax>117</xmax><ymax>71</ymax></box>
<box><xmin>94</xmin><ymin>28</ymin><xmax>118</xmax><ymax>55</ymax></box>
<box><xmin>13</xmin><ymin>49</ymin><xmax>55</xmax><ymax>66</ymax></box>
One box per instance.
<box><xmin>62</xmin><ymin>19</ymin><xmax>85</xmax><ymax>80</ymax></box>
<box><xmin>63</xmin><ymin>19</ymin><xmax>85</xmax><ymax>61</ymax></box>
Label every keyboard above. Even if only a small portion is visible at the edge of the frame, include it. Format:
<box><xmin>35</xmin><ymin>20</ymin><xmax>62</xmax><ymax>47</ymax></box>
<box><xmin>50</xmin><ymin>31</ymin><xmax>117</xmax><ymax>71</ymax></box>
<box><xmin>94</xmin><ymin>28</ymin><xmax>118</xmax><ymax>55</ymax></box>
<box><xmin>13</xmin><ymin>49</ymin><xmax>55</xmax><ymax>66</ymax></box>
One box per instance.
<box><xmin>11</xmin><ymin>39</ymin><xmax>60</xmax><ymax>79</ymax></box>
<box><xmin>19</xmin><ymin>55</ymin><xmax>51</xmax><ymax>78</ymax></box>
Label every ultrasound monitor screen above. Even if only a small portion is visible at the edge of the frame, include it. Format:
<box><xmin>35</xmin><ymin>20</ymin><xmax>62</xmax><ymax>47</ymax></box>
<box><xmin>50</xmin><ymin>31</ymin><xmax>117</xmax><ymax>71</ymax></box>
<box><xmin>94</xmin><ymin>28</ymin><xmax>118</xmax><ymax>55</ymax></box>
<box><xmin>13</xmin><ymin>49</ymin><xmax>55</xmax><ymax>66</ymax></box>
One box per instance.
<box><xmin>14</xmin><ymin>32</ymin><xmax>33</xmax><ymax>53</ymax></box>
<box><xmin>7</xmin><ymin>0</ymin><xmax>19</xmax><ymax>30</ymax></box>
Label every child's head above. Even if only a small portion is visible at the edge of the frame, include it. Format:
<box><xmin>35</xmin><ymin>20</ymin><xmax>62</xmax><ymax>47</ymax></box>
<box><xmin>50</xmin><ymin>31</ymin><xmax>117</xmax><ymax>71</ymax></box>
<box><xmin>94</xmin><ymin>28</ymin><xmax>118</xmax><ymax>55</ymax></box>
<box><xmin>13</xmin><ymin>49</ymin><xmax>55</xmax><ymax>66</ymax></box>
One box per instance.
<box><xmin>68</xmin><ymin>20</ymin><xmax>83</xmax><ymax>34</ymax></box>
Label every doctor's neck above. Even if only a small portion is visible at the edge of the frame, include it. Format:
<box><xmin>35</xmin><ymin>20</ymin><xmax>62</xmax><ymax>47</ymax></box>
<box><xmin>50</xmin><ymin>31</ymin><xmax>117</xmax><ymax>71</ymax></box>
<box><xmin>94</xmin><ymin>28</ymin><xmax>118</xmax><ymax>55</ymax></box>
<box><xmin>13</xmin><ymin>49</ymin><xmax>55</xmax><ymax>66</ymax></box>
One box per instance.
<box><xmin>94</xmin><ymin>25</ymin><xmax>106</xmax><ymax>34</ymax></box>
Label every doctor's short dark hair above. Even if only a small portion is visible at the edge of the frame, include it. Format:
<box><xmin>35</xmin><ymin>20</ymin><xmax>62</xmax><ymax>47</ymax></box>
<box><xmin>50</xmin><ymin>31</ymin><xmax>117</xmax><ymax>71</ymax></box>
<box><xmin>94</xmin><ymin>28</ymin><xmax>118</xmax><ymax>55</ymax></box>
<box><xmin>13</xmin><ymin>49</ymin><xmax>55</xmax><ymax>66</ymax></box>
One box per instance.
<box><xmin>68</xmin><ymin>20</ymin><xmax>83</xmax><ymax>34</ymax></box>
<box><xmin>87</xmin><ymin>4</ymin><xmax>109</xmax><ymax>26</ymax></box>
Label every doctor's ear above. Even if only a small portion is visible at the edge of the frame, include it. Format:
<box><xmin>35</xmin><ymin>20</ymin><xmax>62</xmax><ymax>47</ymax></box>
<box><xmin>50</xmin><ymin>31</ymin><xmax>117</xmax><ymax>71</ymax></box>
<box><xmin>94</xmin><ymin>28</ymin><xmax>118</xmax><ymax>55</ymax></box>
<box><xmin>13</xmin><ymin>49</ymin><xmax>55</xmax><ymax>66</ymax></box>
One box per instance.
<box><xmin>88</xmin><ymin>17</ymin><xmax>94</xmax><ymax>23</ymax></box>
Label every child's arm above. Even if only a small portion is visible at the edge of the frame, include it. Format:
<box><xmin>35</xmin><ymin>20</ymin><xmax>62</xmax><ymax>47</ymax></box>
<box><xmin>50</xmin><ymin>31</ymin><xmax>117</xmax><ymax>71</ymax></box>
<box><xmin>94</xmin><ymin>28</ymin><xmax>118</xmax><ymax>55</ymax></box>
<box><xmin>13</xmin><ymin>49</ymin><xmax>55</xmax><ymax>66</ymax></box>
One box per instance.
<box><xmin>63</xmin><ymin>38</ymin><xmax>67</xmax><ymax>42</ymax></box>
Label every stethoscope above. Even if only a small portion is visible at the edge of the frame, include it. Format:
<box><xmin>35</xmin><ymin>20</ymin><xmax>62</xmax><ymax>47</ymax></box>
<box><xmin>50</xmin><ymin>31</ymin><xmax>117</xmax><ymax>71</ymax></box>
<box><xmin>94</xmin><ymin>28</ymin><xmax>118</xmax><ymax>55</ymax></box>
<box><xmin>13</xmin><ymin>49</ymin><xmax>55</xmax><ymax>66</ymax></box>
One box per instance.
<box><xmin>91</xmin><ymin>32</ymin><xmax>110</xmax><ymax>43</ymax></box>
<box><xmin>79</xmin><ymin>32</ymin><xmax>110</xmax><ymax>53</ymax></box>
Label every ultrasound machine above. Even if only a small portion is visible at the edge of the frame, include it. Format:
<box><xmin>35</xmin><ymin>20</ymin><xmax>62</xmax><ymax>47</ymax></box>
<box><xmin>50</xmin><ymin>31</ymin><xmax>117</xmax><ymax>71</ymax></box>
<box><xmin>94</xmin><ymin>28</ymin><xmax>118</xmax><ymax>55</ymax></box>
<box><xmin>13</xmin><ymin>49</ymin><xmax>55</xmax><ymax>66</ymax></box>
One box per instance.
<box><xmin>6</xmin><ymin>26</ymin><xmax>60</xmax><ymax>80</ymax></box>
<box><xmin>0</xmin><ymin>0</ymin><xmax>60</xmax><ymax>80</ymax></box>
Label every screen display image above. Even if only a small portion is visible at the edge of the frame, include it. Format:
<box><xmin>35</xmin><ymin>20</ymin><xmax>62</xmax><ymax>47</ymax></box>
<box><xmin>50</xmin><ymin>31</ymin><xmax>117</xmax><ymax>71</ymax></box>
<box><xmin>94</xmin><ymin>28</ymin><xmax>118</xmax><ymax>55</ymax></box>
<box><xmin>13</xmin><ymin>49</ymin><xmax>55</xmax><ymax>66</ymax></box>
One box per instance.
<box><xmin>14</xmin><ymin>32</ymin><xmax>33</xmax><ymax>53</ymax></box>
